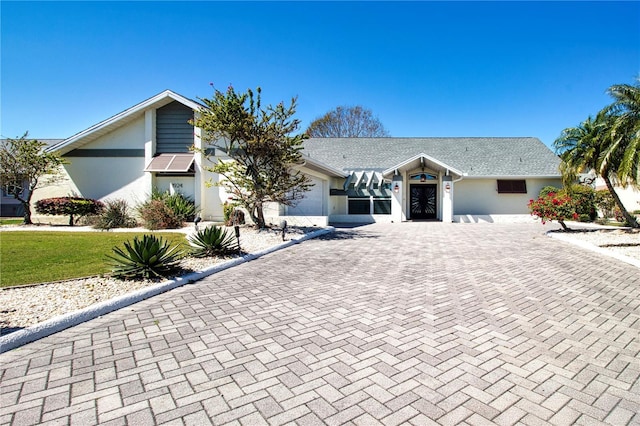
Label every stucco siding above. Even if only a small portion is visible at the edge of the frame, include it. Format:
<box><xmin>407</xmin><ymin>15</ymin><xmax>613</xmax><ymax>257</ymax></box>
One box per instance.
<box><xmin>83</xmin><ymin>116</ymin><xmax>146</xmax><ymax>150</ymax></box>
<box><xmin>454</xmin><ymin>178</ymin><xmax>562</xmax><ymax>215</ymax></box>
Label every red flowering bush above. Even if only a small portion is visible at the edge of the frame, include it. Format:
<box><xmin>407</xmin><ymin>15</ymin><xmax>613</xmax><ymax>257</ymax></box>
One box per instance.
<box><xmin>528</xmin><ymin>192</ymin><xmax>578</xmax><ymax>230</ymax></box>
<box><xmin>35</xmin><ymin>196</ymin><xmax>104</xmax><ymax>226</ymax></box>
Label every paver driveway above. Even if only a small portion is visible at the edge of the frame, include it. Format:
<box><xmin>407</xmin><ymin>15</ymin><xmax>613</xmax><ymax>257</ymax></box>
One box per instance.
<box><xmin>1</xmin><ymin>223</ymin><xmax>639</xmax><ymax>425</ymax></box>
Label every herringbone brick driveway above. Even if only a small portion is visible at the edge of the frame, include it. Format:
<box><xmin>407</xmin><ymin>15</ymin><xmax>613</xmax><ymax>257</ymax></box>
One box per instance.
<box><xmin>1</xmin><ymin>223</ymin><xmax>639</xmax><ymax>425</ymax></box>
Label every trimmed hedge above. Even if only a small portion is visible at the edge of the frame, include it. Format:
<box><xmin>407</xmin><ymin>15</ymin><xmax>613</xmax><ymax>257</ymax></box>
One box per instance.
<box><xmin>35</xmin><ymin>197</ymin><xmax>104</xmax><ymax>226</ymax></box>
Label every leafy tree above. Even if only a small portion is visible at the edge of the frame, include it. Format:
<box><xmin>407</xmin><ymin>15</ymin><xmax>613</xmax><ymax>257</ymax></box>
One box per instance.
<box><xmin>0</xmin><ymin>133</ymin><xmax>67</xmax><ymax>224</ymax></box>
<box><xmin>191</xmin><ymin>86</ymin><xmax>312</xmax><ymax>228</ymax></box>
<box><xmin>306</xmin><ymin>105</ymin><xmax>389</xmax><ymax>137</ymax></box>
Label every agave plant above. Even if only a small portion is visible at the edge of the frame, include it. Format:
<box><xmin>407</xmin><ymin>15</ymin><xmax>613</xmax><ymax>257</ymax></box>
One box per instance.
<box><xmin>107</xmin><ymin>234</ymin><xmax>184</xmax><ymax>280</ymax></box>
<box><xmin>188</xmin><ymin>225</ymin><xmax>238</xmax><ymax>258</ymax></box>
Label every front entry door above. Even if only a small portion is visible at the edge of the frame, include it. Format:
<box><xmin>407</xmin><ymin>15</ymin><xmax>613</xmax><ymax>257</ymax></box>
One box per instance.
<box><xmin>410</xmin><ymin>185</ymin><xmax>437</xmax><ymax>219</ymax></box>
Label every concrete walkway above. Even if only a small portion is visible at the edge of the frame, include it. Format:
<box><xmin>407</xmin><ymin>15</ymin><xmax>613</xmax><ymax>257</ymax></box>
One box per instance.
<box><xmin>1</xmin><ymin>223</ymin><xmax>639</xmax><ymax>425</ymax></box>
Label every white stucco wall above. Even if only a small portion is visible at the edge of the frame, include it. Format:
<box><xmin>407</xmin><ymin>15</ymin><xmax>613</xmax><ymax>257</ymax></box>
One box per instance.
<box><xmin>30</xmin><ymin>117</ymin><xmax>150</xmax><ymax>222</ymax></box>
<box><xmin>453</xmin><ymin>177</ymin><xmax>562</xmax><ymax>215</ymax></box>
<box><xmin>89</xmin><ymin>117</ymin><xmax>145</xmax><ymax>149</ymax></box>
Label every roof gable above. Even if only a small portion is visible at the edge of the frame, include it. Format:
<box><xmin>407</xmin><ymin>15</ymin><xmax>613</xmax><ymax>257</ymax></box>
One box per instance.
<box><xmin>47</xmin><ymin>90</ymin><xmax>203</xmax><ymax>155</ymax></box>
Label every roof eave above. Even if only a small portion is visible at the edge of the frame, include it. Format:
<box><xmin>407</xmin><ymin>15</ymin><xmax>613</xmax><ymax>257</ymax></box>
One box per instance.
<box><xmin>298</xmin><ymin>156</ymin><xmax>349</xmax><ymax>178</ymax></box>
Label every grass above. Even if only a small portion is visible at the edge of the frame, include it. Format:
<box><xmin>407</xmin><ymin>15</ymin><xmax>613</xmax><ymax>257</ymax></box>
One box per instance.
<box><xmin>0</xmin><ymin>218</ymin><xmax>24</xmax><ymax>225</ymax></box>
<box><xmin>0</xmin><ymin>231</ymin><xmax>189</xmax><ymax>287</ymax></box>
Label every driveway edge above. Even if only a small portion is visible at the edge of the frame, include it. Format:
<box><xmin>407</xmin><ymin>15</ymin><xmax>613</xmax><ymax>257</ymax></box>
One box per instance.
<box><xmin>0</xmin><ymin>227</ymin><xmax>334</xmax><ymax>354</ymax></box>
<box><xmin>547</xmin><ymin>231</ymin><xmax>640</xmax><ymax>269</ymax></box>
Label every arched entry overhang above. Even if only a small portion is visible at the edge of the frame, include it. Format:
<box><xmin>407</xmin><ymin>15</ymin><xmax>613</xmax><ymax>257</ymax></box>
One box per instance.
<box><xmin>383</xmin><ymin>153</ymin><xmax>464</xmax><ymax>222</ymax></box>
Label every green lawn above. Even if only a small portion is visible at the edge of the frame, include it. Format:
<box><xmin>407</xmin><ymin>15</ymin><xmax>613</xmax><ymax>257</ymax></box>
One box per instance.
<box><xmin>0</xmin><ymin>218</ymin><xmax>24</xmax><ymax>225</ymax></box>
<box><xmin>0</xmin><ymin>231</ymin><xmax>189</xmax><ymax>287</ymax></box>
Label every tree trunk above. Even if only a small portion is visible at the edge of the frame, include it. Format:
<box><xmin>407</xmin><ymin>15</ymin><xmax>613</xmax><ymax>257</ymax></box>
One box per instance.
<box><xmin>17</xmin><ymin>196</ymin><xmax>33</xmax><ymax>225</ymax></box>
<box><xmin>22</xmin><ymin>201</ymin><xmax>33</xmax><ymax>225</ymax></box>
<box><xmin>253</xmin><ymin>202</ymin><xmax>266</xmax><ymax>229</ymax></box>
<box><xmin>603</xmin><ymin>175</ymin><xmax>639</xmax><ymax>228</ymax></box>
<box><xmin>558</xmin><ymin>220</ymin><xmax>568</xmax><ymax>231</ymax></box>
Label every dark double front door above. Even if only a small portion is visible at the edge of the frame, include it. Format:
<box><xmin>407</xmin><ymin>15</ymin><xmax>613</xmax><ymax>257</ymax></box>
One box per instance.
<box><xmin>410</xmin><ymin>184</ymin><xmax>437</xmax><ymax>219</ymax></box>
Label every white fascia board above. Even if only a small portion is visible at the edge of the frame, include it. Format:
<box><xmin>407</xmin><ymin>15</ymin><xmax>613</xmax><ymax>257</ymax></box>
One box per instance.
<box><xmin>382</xmin><ymin>153</ymin><xmax>463</xmax><ymax>177</ymax></box>
<box><xmin>300</xmin><ymin>156</ymin><xmax>349</xmax><ymax>178</ymax></box>
<box><xmin>47</xmin><ymin>90</ymin><xmax>204</xmax><ymax>154</ymax></box>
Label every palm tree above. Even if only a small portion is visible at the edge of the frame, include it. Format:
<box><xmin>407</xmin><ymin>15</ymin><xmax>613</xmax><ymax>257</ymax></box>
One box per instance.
<box><xmin>604</xmin><ymin>80</ymin><xmax>640</xmax><ymax>185</ymax></box>
<box><xmin>553</xmin><ymin>109</ymin><xmax>639</xmax><ymax>228</ymax></box>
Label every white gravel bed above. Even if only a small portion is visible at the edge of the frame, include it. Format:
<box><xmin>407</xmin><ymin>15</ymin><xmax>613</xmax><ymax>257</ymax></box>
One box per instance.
<box><xmin>0</xmin><ymin>225</ymin><xmax>314</xmax><ymax>334</ymax></box>
<box><xmin>551</xmin><ymin>227</ymin><xmax>640</xmax><ymax>262</ymax></box>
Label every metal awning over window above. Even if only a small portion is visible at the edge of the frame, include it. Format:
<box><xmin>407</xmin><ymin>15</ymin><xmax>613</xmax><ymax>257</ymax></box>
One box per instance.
<box><xmin>145</xmin><ymin>153</ymin><xmax>195</xmax><ymax>173</ymax></box>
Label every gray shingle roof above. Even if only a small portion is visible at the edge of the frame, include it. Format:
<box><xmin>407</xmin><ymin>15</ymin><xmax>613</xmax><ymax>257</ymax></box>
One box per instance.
<box><xmin>301</xmin><ymin>137</ymin><xmax>561</xmax><ymax>177</ymax></box>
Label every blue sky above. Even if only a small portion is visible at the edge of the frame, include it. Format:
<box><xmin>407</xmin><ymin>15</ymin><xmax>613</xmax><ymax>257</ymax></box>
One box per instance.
<box><xmin>1</xmin><ymin>1</ymin><xmax>639</xmax><ymax>149</ymax></box>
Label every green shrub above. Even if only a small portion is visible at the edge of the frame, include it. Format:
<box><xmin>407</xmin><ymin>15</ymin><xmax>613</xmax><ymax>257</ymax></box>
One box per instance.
<box><xmin>539</xmin><ymin>186</ymin><xmax>561</xmax><ymax>198</ymax></box>
<box><xmin>595</xmin><ymin>190</ymin><xmax>616</xmax><ymax>218</ymax></box>
<box><xmin>107</xmin><ymin>234</ymin><xmax>183</xmax><ymax>280</ymax></box>
<box><xmin>152</xmin><ymin>190</ymin><xmax>199</xmax><ymax>222</ymax></box>
<box><xmin>94</xmin><ymin>199</ymin><xmax>138</xmax><ymax>230</ymax></box>
<box><xmin>539</xmin><ymin>185</ymin><xmax>596</xmax><ymax>221</ymax></box>
<box><xmin>188</xmin><ymin>226</ymin><xmax>238</xmax><ymax>258</ymax></box>
<box><xmin>578</xmin><ymin>213</ymin><xmax>591</xmax><ymax>222</ymax></box>
<box><xmin>139</xmin><ymin>200</ymin><xmax>183</xmax><ymax>230</ymax></box>
<box><xmin>35</xmin><ymin>197</ymin><xmax>104</xmax><ymax>225</ymax></box>
<box><xmin>565</xmin><ymin>184</ymin><xmax>596</xmax><ymax>220</ymax></box>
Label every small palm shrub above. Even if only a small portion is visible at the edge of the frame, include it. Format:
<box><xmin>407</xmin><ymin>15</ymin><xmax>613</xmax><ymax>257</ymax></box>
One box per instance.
<box><xmin>188</xmin><ymin>226</ymin><xmax>238</xmax><ymax>257</ymax></box>
<box><xmin>139</xmin><ymin>199</ymin><xmax>183</xmax><ymax>230</ymax></box>
<box><xmin>94</xmin><ymin>199</ymin><xmax>138</xmax><ymax>230</ymax></box>
<box><xmin>107</xmin><ymin>234</ymin><xmax>184</xmax><ymax>280</ymax></box>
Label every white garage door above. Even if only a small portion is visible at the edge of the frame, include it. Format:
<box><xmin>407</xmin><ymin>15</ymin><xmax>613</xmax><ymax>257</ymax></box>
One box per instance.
<box><xmin>287</xmin><ymin>176</ymin><xmax>324</xmax><ymax>216</ymax></box>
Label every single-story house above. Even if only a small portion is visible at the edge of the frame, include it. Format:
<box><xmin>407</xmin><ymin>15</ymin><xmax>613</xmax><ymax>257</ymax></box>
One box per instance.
<box><xmin>28</xmin><ymin>90</ymin><xmax>566</xmax><ymax>225</ymax></box>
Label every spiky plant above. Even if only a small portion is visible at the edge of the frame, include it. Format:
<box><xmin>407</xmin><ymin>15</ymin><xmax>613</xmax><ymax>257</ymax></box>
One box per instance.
<box><xmin>188</xmin><ymin>226</ymin><xmax>238</xmax><ymax>258</ymax></box>
<box><xmin>107</xmin><ymin>234</ymin><xmax>184</xmax><ymax>280</ymax></box>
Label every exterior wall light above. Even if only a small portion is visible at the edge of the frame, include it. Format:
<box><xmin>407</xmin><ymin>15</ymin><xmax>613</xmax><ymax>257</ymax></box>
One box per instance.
<box><xmin>393</xmin><ymin>183</ymin><xmax>400</xmax><ymax>193</ymax></box>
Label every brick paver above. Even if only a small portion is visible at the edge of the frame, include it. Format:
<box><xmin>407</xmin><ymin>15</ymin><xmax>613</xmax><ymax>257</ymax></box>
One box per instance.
<box><xmin>1</xmin><ymin>222</ymin><xmax>639</xmax><ymax>425</ymax></box>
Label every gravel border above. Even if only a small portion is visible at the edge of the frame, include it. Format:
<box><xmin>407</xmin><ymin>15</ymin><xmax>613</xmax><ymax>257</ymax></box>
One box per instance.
<box><xmin>547</xmin><ymin>226</ymin><xmax>640</xmax><ymax>269</ymax></box>
<box><xmin>0</xmin><ymin>227</ymin><xmax>334</xmax><ymax>354</ymax></box>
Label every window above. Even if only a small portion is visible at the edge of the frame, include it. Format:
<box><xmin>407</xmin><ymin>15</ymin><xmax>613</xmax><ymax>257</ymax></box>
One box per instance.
<box><xmin>373</xmin><ymin>199</ymin><xmax>392</xmax><ymax>214</ymax></box>
<box><xmin>497</xmin><ymin>180</ymin><xmax>527</xmax><ymax>194</ymax></box>
<box><xmin>348</xmin><ymin>199</ymin><xmax>370</xmax><ymax>214</ymax></box>
<box><xmin>410</xmin><ymin>173</ymin><xmax>437</xmax><ymax>181</ymax></box>
<box><xmin>348</xmin><ymin>197</ymin><xmax>392</xmax><ymax>215</ymax></box>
